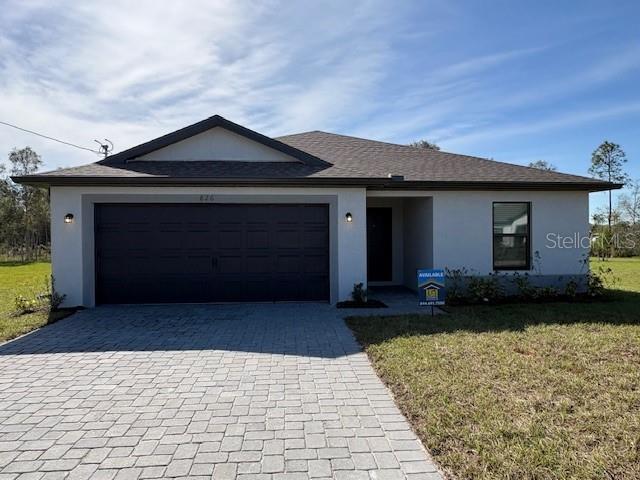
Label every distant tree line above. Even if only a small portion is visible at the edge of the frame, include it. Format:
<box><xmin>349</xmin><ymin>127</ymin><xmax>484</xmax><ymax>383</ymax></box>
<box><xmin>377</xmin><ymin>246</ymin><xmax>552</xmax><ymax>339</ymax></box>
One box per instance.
<box><xmin>0</xmin><ymin>147</ymin><xmax>50</xmax><ymax>261</ymax></box>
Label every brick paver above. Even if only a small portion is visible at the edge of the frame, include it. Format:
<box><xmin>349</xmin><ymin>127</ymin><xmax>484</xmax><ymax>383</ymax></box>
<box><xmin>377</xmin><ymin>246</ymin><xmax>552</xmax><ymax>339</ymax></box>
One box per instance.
<box><xmin>0</xmin><ymin>303</ymin><xmax>442</xmax><ymax>479</ymax></box>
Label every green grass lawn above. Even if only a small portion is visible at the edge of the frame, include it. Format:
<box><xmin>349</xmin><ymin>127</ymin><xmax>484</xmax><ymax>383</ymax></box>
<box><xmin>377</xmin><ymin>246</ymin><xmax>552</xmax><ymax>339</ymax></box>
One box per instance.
<box><xmin>348</xmin><ymin>258</ymin><xmax>640</xmax><ymax>480</ymax></box>
<box><xmin>592</xmin><ymin>256</ymin><xmax>640</xmax><ymax>292</ymax></box>
<box><xmin>0</xmin><ymin>261</ymin><xmax>73</xmax><ymax>343</ymax></box>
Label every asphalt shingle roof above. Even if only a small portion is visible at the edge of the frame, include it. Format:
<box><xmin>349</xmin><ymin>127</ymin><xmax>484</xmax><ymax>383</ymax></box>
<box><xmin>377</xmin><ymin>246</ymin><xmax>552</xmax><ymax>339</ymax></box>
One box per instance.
<box><xmin>12</xmin><ymin>116</ymin><xmax>617</xmax><ymax>191</ymax></box>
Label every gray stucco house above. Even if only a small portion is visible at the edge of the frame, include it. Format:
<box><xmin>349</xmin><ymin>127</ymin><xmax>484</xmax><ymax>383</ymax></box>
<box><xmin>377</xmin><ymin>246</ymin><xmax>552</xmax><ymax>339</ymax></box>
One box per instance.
<box><xmin>13</xmin><ymin>115</ymin><xmax>618</xmax><ymax>307</ymax></box>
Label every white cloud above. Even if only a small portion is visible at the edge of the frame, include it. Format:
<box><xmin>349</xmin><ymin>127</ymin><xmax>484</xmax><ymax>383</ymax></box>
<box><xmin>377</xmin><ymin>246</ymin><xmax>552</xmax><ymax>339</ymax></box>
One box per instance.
<box><xmin>0</xmin><ymin>0</ymin><xmax>638</xmax><ymax>175</ymax></box>
<box><xmin>0</xmin><ymin>0</ymin><xmax>403</xmax><ymax>170</ymax></box>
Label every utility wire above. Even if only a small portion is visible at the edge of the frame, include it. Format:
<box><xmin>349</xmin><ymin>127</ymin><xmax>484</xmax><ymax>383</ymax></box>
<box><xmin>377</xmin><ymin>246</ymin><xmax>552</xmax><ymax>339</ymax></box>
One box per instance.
<box><xmin>0</xmin><ymin>120</ymin><xmax>101</xmax><ymax>154</ymax></box>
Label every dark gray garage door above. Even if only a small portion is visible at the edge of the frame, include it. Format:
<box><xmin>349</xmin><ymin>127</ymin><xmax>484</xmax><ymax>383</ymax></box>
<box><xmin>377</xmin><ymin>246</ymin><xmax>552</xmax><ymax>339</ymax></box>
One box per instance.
<box><xmin>95</xmin><ymin>204</ymin><xmax>330</xmax><ymax>304</ymax></box>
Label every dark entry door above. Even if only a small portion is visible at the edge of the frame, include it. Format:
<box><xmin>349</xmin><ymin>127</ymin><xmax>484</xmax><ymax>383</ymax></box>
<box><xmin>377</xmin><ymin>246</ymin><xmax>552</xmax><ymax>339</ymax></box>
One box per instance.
<box><xmin>95</xmin><ymin>204</ymin><xmax>329</xmax><ymax>304</ymax></box>
<box><xmin>367</xmin><ymin>207</ymin><xmax>392</xmax><ymax>282</ymax></box>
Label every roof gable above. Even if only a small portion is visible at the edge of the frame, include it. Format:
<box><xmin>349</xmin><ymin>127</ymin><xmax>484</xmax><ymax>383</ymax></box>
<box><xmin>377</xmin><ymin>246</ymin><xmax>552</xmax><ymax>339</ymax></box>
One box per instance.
<box><xmin>136</xmin><ymin>127</ymin><xmax>298</xmax><ymax>162</ymax></box>
<box><xmin>102</xmin><ymin>115</ymin><xmax>329</xmax><ymax>167</ymax></box>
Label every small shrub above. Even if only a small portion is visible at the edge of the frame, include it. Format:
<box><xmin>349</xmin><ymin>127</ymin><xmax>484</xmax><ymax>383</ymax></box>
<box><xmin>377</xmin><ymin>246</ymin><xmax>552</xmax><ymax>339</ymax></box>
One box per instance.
<box><xmin>512</xmin><ymin>273</ymin><xmax>537</xmax><ymax>299</ymax></box>
<box><xmin>468</xmin><ymin>273</ymin><xmax>503</xmax><ymax>303</ymax></box>
<box><xmin>14</xmin><ymin>295</ymin><xmax>40</xmax><ymax>314</ymax></box>
<box><xmin>445</xmin><ymin>267</ymin><xmax>469</xmax><ymax>302</ymax></box>
<box><xmin>511</xmin><ymin>273</ymin><xmax>560</xmax><ymax>300</ymax></box>
<box><xmin>564</xmin><ymin>278</ymin><xmax>580</xmax><ymax>298</ymax></box>
<box><xmin>351</xmin><ymin>282</ymin><xmax>368</xmax><ymax>304</ymax></box>
<box><xmin>13</xmin><ymin>275</ymin><xmax>66</xmax><ymax>316</ymax></box>
<box><xmin>587</xmin><ymin>266</ymin><xmax>619</xmax><ymax>297</ymax></box>
<box><xmin>537</xmin><ymin>286</ymin><xmax>559</xmax><ymax>298</ymax></box>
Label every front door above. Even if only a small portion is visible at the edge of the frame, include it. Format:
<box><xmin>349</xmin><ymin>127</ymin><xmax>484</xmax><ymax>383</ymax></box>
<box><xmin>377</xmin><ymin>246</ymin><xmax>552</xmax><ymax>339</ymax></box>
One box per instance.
<box><xmin>367</xmin><ymin>207</ymin><xmax>392</xmax><ymax>282</ymax></box>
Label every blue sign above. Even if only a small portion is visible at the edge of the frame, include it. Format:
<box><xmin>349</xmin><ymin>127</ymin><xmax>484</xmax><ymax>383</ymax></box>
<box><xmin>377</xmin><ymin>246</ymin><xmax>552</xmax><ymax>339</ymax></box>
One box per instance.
<box><xmin>418</xmin><ymin>269</ymin><xmax>446</xmax><ymax>306</ymax></box>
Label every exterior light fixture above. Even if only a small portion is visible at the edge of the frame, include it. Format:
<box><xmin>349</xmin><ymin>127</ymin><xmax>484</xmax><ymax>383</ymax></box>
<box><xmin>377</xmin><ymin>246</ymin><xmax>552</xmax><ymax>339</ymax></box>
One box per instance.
<box><xmin>345</xmin><ymin>212</ymin><xmax>353</xmax><ymax>223</ymax></box>
<box><xmin>64</xmin><ymin>213</ymin><xmax>74</xmax><ymax>224</ymax></box>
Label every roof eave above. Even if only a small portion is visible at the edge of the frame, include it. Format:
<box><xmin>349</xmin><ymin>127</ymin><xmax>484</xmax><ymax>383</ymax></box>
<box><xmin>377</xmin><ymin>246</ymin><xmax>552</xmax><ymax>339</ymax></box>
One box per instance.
<box><xmin>10</xmin><ymin>176</ymin><xmax>622</xmax><ymax>192</ymax></box>
<box><xmin>10</xmin><ymin>175</ymin><xmax>389</xmax><ymax>187</ymax></box>
<box><xmin>371</xmin><ymin>180</ymin><xmax>623</xmax><ymax>192</ymax></box>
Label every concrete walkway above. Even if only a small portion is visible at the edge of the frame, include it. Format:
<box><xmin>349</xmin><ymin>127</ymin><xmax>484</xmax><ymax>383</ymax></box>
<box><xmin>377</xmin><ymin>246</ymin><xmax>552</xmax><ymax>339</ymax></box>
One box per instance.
<box><xmin>0</xmin><ymin>303</ymin><xmax>442</xmax><ymax>479</ymax></box>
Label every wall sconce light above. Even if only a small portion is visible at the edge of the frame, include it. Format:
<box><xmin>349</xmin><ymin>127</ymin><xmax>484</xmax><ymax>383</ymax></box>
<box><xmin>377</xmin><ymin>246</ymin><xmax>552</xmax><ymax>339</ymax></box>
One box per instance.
<box><xmin>64</xmin><ymin>213</ymin><xmax>74</xmax><ymax>224</ymax></box>
<box><xmin>345</xmin><ymin>212</ymin><xmax>353</xmax><ymax>223</ymax></box>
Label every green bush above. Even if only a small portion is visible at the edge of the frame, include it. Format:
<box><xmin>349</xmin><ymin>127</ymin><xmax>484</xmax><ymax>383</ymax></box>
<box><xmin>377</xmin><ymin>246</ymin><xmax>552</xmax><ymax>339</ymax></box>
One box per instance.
<box><xmin>564</xmin><ymin>278</ymin><xmax>579</xmax><ymax>298</ymax></box>
<box><xmin>14</xmin><ymin>295</ymin><xmax>40</xmax><ymax>314</ymax></box>
<box><xmin>511</xmin><ymin>273</ymin><xmax>537</xmax><ymax>299</ymax></box>
<box><xmin>445</xmin><ymin>267</ymin><xmax>469</xmax><ymax>302</ymax></box>
<box><xmin>467</xmin><ymin>273</ymin><xmax>503</xmax><ymax>303</ymax></box>
<box><xmin>587</xmin><ymin>266</ymin><xmax>618</xmax><ymax>297</ymax></box>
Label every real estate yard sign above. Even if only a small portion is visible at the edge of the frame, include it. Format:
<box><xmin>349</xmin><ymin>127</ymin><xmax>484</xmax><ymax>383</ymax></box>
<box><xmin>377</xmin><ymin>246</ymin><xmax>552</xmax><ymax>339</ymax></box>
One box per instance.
<box><xmin>418</xmin><ymin>269</ymin><xmax>446</xmax><ymax>306</ymax></box>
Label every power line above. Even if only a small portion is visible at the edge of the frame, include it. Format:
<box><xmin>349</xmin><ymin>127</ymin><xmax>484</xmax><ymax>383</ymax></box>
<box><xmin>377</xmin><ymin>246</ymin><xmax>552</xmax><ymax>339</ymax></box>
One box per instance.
<box><xmin>0</xmin><ymin>120</ymin><xmax>101</xmax><ymax>154</ymax></box>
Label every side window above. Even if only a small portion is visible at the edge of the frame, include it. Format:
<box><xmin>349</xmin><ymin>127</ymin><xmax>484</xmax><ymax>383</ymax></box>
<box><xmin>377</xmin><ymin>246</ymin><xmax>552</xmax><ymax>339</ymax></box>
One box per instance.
<box><xmin>493</xmin><ymin>202</ymin><xmax>531</xmax><ymax>270</ymax></box>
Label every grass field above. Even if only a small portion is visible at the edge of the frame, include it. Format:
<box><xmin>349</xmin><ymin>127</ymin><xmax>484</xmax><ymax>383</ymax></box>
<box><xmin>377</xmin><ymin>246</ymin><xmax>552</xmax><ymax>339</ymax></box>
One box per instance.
<box><xmin>592</xmin><ymin>256</ymin><xmax>640</xmax><ymax>292</ymax></box>
<box><xmin>0</xmin><ymin>262</ymin><xmax>72</xmax><ymax>343</ymax></box>
<box><xmin>348</xmin><ymin>258</ymin><xmax>640</xmax><ymax>480</ymax></box>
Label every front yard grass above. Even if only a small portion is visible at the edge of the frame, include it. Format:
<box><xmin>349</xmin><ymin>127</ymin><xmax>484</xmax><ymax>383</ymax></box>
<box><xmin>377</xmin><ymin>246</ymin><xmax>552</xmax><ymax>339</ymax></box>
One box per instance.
<box><xmin>0</xmin><ymin>262</ymin><xmax>72</xmax><ymax>343</ymax></box>
<box><xmin>347</xmin><ymin>258</ymin><xmax>640</xmax><ymax>480</ymax></box>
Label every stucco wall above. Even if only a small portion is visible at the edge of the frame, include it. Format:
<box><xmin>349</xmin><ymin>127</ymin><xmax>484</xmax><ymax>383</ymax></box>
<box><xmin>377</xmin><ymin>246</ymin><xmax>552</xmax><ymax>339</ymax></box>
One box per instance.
<box><xmin>52</xmin><ymin>186</ymin><xmax>589</xmax><ymax>307</ymax></box>
<box><xmin>431</xmin><ymin>190</ymin><xmax>589</xmax><ymax>275</ymax></box>
<box><xmin>402</xmin><ymin>197</ymin><xmax>433</xmax><ymax>289</ymax></box>
<box><xmin>50</xmin><ymin>186</ymin><xmax>367</xmax><ymax>307</ymax></box>
<box><xmin>369</xmin><ymin>190</ymin><xmax>590</xmax><ymax>277</ymax></box>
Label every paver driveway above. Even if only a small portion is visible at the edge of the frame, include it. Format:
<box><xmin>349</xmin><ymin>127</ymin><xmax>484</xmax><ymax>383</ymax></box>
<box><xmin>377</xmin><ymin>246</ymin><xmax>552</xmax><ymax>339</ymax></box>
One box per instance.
<box><xmin>0</xmin><ymin>304</ymin><xmax>442</xmax><ymax>480</ymax></box>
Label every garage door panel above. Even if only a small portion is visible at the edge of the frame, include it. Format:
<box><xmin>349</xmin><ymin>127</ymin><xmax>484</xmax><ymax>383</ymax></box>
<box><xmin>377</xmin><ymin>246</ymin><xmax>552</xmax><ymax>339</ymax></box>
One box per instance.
<box><xmin>272</xmin><ymin>280</ymin><xmax>299</xmax><ymax>301</ymax></box>
<box><xmin>274</xmin><ymin>230</ymin><xmax>301</xmax><ymax>249</ymax></box>
<box><xmin>247</xmin><ymin>255</ymin><xmax>271</xmax><ymax>274</ymax></box>
<box><xmin>247</xmin><ymin>230</ymin><xmax>269</xmax><ymax>249</ymax></box>
<box><xmin>218</xmin><ymin>230</ymin><xmax>243</xmax><ymax>249</ymax></box>
<box><xmin>303</xmin><ymin>276</ymin><xmax>330</xmax><ymax>300</ymax></box>
<box><xmin>272</xmin><ymin>205</ymin><xmax>302</xmax><ymax>222</ymax></box>
<box><xmin>125</xmin><ymin>233</ymin><xmax>156</xmax><ymax>248</ymax></box>
<box><xmin>188</xmin><ymin>233</ymin><xmax>216</xmax><ymax>248</ymax></box>
<box><xmin>185</xmin><ymin>221</ymin><xmax>209</xmax><ymax>232</ymax></box>
<box><xmin>245</xmin><ymin>280</ymin><xmax>274</xmax><ymax>302</ymax></box>
<box><xmin>302</xmin><ymin>206</ymin><xmax>329</xmax><ymax>224</ymax></box>
<box><xmin>184</xmin><ymin>256</ymin><xmax>213</xmax><ymax>274</ymax></box>
<box><xmin>158</xmin><ymin>222</ymin><xmax>184</xmax><ymax>233</ymax></box>
<box><xmin>303</xmin><ymin>230</ymin><xmax>328</xmax><ymax>249</ymax></box>
<box><xmin>215</xmin><ymin>205</ymin><xmax>244</xmax><ymax>224</ymax></box>
<box><xmin>126</xmin><ymin>256</ymin><xmax>156</xmax><ymax>275</ymax></box>
<box><xmin>246</xmin><ymin>205</ymin><xmax>271</xmax><ymax>223</ymax></box>
<box><xmin>217</xmin><ymin>255</ymin><xmax>243</xmax><ymax>274</ymax></box>
<box><xmin>276</xmin><ymin>255</ymin><xmax>301</xmax><ymax>273</ymax></box>
<box><xmin>303</xmin><ymin>255</ymin><xmax>329</xmax><ymax>273</ymax></box>
<box><xmin>95</xmin><ymin>204</ymin><xmax>329</xmax><ymax>304</ymax></box>
<box><xmin>213</xmin><ymin>280</ymin><xmax>244</xmax><ymax>301</ymax></box>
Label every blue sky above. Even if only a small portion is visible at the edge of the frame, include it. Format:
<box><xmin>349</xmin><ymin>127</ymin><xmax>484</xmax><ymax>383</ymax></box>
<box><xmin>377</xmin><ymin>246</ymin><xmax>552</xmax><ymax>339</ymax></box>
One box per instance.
<box><xmin>0</xmin><ymin>0</ymin><xmax>638</xmax><ymax>214</ymax></box>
